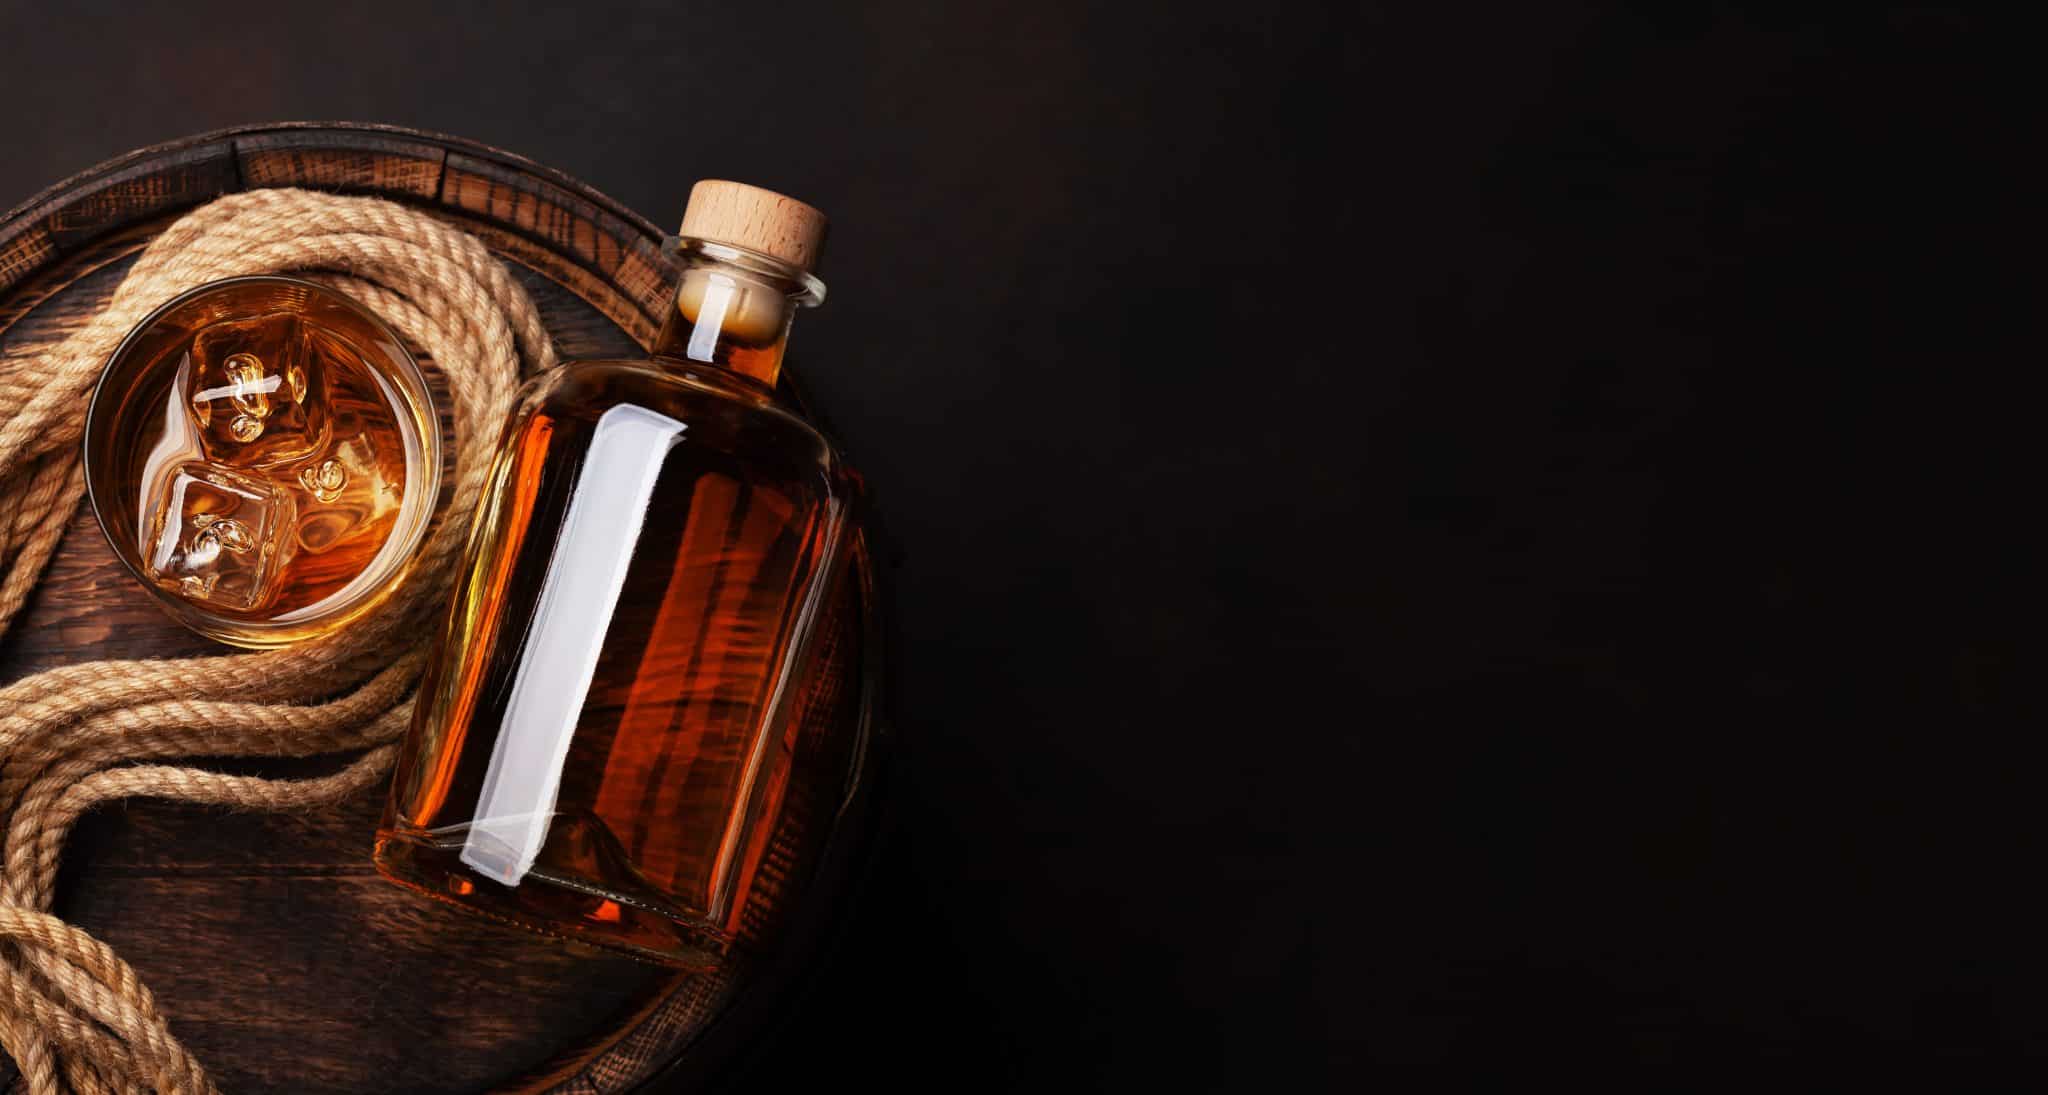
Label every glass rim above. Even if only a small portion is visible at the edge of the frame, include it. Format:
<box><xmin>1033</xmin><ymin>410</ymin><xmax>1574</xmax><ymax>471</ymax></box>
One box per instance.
<box><xmin>82</xmin><ymin>274</ymin><xmax>443</xmax><ymax>648</ymax></box>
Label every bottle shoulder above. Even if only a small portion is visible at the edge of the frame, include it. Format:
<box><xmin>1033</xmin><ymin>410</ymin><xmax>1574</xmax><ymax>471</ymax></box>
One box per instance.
<box><xmin>522</xmin><ymin>359</ymin><xmax>824</xmax><ymax>439</ymax></box>
<box><xmin>515</xmin><ymin>359</ymin><xmax>853</xmax><ymax>495</ymax></box>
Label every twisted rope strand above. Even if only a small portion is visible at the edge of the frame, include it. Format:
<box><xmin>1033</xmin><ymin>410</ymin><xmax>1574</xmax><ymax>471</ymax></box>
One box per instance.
<box><xmin>0</xmin><ymin>188</ymin><xmax>552</xmax><ymax>1093</ymax></box>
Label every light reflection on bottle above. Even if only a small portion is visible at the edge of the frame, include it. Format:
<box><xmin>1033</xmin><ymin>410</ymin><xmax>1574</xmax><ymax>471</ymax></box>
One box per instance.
<box><xmin>463</xmin><ymin>404</ymin><xmax>690</xmax><ymax>885</ymax></box>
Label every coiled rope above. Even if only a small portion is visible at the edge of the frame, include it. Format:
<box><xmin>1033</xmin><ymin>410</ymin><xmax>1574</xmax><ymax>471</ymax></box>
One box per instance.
<box><xmin>0</xmin><ymin>188</ymin><xmax>556</xmax><ymax>1094</ymax></box>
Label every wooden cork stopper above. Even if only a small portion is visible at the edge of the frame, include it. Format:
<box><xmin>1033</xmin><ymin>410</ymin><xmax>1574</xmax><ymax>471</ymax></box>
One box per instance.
<box><xmin>678</xmin><ymin>180</ymin><xmax>827</xmax><ymax>275</ymax></box>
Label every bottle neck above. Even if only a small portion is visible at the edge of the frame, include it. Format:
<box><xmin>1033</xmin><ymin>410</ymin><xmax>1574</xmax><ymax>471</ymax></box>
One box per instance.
<box><xmin>649</xmin><ymin>239</ymin><xmax>825</xmax><ymax>389</ymax></box>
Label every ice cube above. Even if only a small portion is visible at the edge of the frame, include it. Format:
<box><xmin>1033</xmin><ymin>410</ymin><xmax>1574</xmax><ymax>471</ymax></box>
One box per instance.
<box><xmin>185</xmin><ymin>312</ymin><xmax>330</xmax><ymax>467</ymax></box>
<box><xmin>142</xmin><ymin>461</ymin><xmax>297</xmax><ymax>612</ymax></box>
<box><xmin>292</xmin><ymin>427</ymin><xmax>404</xmax><ymax>554</ymax></box>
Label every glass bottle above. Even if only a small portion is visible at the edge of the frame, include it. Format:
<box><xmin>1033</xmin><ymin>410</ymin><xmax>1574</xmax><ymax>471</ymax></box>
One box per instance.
<box><xmin>374</xmin><ymin>181</ymin><xmax>859</xmax><ymax>966</ymax></box>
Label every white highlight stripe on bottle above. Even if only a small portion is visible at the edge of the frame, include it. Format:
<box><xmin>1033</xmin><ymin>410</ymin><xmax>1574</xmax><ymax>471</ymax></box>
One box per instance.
<box><xmin>462</xmin><ymin>403</ymin><xmax>688</xmax><ymax>887</ymax></box>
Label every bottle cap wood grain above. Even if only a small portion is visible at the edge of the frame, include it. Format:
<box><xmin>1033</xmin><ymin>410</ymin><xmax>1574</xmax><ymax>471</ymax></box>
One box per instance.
<box><xmin>679</xmin><ymin>180</ymin><xmax>827</xmax><ymax>275</ymax></box>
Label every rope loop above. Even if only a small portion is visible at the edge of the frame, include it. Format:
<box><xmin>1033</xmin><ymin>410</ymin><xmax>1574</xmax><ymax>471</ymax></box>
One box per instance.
<box><xmin>0</xmin><ymin>189</ymin><xmax>554</xmax><ymax>1094</ymax></box>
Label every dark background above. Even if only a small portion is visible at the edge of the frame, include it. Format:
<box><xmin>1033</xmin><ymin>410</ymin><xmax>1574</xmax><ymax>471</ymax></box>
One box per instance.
<box><xmin>1</xmin><ymin>0</ymin><xmax>2031</xmax><ymax>1087</ymax></box>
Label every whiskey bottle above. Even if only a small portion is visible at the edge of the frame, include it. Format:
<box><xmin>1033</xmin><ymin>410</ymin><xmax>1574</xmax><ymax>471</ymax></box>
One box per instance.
<box><xmin>374</xmin><ymin>181</ymin><xmax>859</xmax><ymax>966</ymax></box>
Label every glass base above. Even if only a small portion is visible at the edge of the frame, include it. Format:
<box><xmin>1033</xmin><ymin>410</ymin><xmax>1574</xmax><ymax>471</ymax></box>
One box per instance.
<box><xmin>373</xmin><ymin>829</ymin><xmax>726</xmax><ymax>969</ymax></box>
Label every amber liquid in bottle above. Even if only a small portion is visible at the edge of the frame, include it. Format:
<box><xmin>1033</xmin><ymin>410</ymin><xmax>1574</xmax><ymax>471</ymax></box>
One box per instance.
<box><xmin>375</xmin><ymin>229</ymin><xmax>855</xmax><ymax>966</ymax></box>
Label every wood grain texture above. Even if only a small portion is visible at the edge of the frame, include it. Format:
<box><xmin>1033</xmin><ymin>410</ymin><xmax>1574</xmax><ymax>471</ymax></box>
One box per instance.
<box><xmin>0</xmin><ymin>124</ymin><xmax>881</xmax><ymax>1095</ymax></box>
<box><xmin>440</xmin><ymin>152</ymin><xmax>640</xmax><ymax>282</ymax></box>
<box><xmin>236</xmin><ymin>130</ymin><xmax>448</xmax><ymax>198</ymax></box>
<box><xmin>41</xmin><ymin>143</ymin><xmax>240</xmax><ymax>251</ymax></box>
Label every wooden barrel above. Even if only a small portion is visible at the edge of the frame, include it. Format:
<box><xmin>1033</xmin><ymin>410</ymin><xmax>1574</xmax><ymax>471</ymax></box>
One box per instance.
<box><xmin>0</xmin><ymin>123</ymin><xmax>887</xmax><ymax>1094</ymax></box>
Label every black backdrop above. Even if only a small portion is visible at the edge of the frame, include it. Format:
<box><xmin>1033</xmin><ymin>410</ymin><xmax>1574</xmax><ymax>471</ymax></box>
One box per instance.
<box><xmin>1</xmin><ymin>1</ymin><xmax>2033</xmax><ymax>1087</ymax></box>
